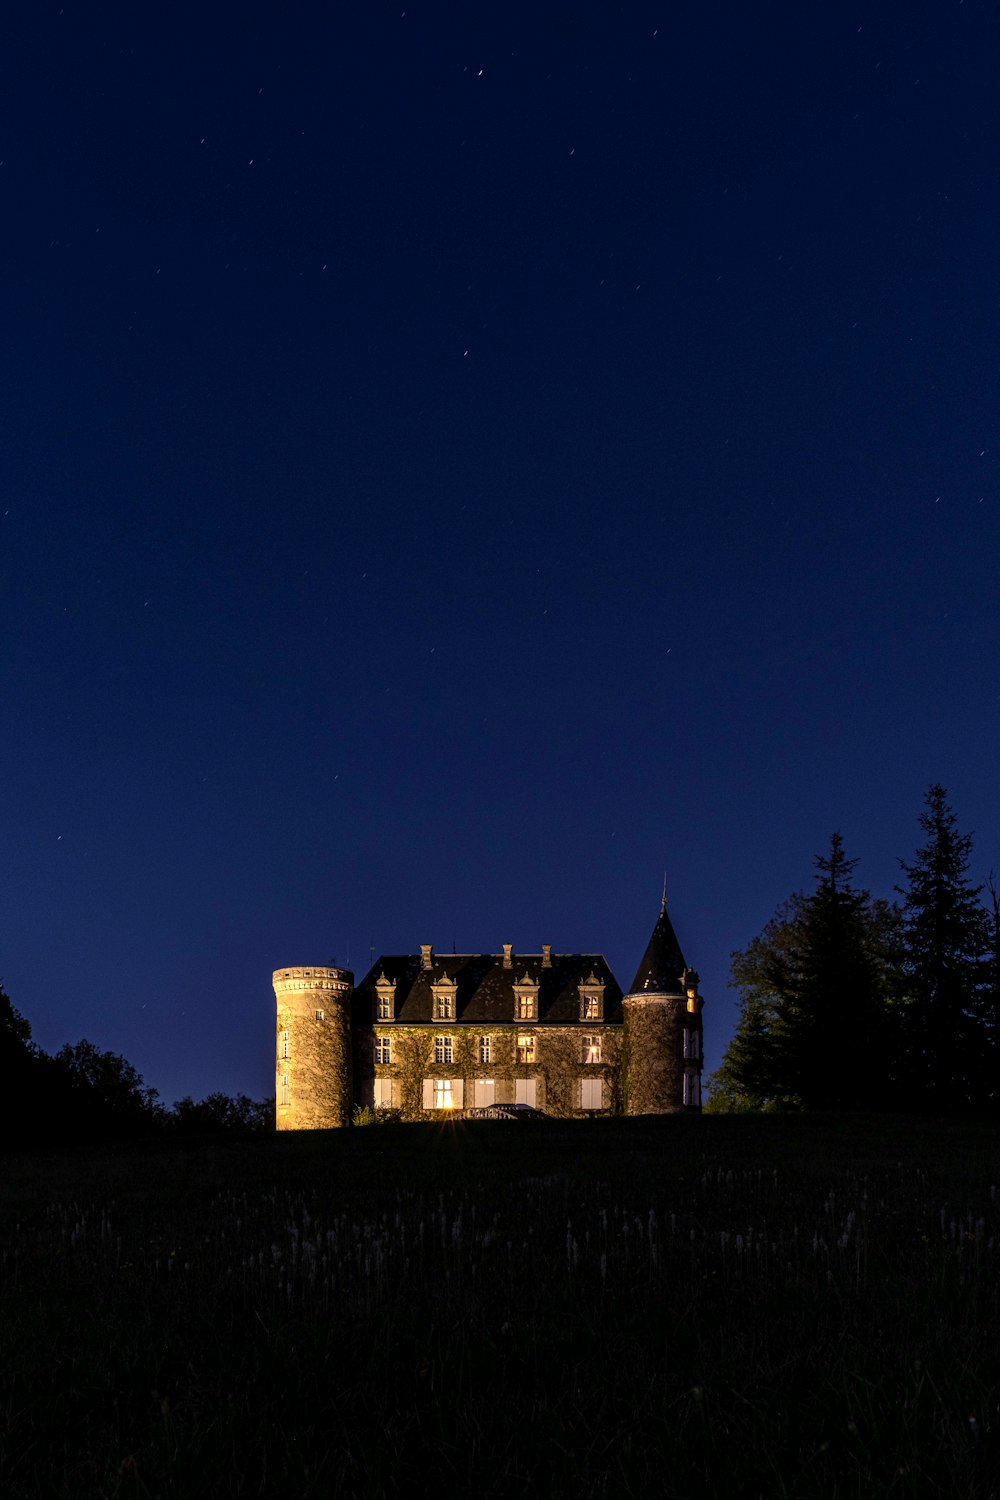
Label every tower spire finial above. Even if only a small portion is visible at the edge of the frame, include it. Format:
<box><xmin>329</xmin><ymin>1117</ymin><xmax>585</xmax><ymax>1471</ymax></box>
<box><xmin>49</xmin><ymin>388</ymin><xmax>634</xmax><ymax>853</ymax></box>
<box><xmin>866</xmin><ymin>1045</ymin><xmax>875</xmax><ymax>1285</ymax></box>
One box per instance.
<box><xmin>661</xmin><ymin>871</ymin><xmax>667</xmax><ymax>913</ymax></box>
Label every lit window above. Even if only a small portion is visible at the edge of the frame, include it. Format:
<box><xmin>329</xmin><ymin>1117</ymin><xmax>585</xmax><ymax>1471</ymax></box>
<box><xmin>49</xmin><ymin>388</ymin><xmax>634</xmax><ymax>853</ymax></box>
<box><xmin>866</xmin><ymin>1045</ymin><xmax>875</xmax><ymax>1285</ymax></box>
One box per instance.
<box><xmin>375</xmin><ymin>1037</ymin><xmax>391</xmax><ymax>1065</ymax></box>
<box><xmin>583</xmin><ymin>996</ymin><xmax>600</xmax><ymax>1019</ymax></box>
<box><xmin>281</xmin><ymin>1030</ymin><xmax>289</xmax><ymax>1059</ymax></box>
<box><xmin>474</xmin><ymin>1078</ymin><xmax>495</xmax><ymax>1107</ymax></box>
<box><xmin>433</xmin><ymin>1079</ymin><xmax>456</xmax><ymax>1110</ymax></box>
<box><xmin>683</xmin><ymin>1029</ymin><xmax>700</xmax><ymax>1060</ymax></box>
<box><xmin>478</xmin><ymin>1035</ymin><xmax>492</xmax><ymax>1065</ymax></box>
<box><xmin>434</xmin><ymin>1036</ymin><xmax>453</xmax><ymax>1064</ymax></box>
<box><xmin>315</xmin><ymin>1009</ymin><xmax>324</xmax><ymax>1021</ymax></box>
<box><xmin>583</xmin><ymin>1035</ymin><xmax>601</xmax><ymax>1064</ymax></box>
<box><xmin>517</xmin><ymin>1034</ymin><xmax>535</xmax><ymax>1064</ymax></box>
<box><xmin>683</xmin><ymin>1072</ymin><xmax>701</xmax><ymax>1107</ymax></box>
<box><xmin>581</xmin><ymin>1078</ymin><xmax>602</xmax><ymax>1110</ymax></box>
<box><xmin>281</xmin><ymin>1074</ymin><xmax>289</xmax><ymax>1106</ymax></box>
<box><xmin>518</xmin><ymin>995</ymin><xmax>536</xmax><ymax>1020</ymax></box>
<box><xmin>377</xmin><ymin>994</ymin><xmax>393</xmax><ymax>1020</ymax></box>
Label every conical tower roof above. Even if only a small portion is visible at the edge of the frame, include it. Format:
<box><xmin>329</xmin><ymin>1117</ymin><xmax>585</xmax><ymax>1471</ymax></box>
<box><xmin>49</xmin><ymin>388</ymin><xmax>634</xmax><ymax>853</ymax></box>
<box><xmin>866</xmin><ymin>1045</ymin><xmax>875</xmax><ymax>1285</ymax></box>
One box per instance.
<box><xmin>627</xmin><ymin>900</ymin><xmax>686</xmax><ymax>995</ymax></box>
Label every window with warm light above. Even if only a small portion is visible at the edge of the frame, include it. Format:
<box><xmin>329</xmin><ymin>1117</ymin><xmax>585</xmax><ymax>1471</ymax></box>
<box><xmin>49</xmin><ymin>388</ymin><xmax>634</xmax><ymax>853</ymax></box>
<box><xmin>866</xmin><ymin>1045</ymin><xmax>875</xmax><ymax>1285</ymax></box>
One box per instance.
<box><xmin>517</xmin><ymin>1034</ymin><xmax>535</xmax><ymax>1064</ymax></box>
<box><xmin>434</xmin><ymin>1035</ymin><xmax>453</xmax><ymax>1064</ymax></box>
<box><xmin>478</xmin><ymin>1035</ymin><xmax>492</xmax><ymax>1064</ymax></box>
<box><xmin>583</xmin><ymin>995</ymin><xmax>600</xmax><ymax>1019</ymax></box>
<box><xmin>375</xmin><ymin>1037</ymin><xmax>391</xmax><ymax>1064</ymax></box>
<box><xmin>582</xmin><ymin>1035</ymin><xmax>601</xmax><ymax>1064</ymax></box>
<box><xmin>518</xmin><ymin>994</ymin><xmax>536</xmax><ymax>1020</ymax></box>
<box><xmin>433</xmin><ymin>1079</ymin><xmax>456</xmax><ymax>1109</ymax></box>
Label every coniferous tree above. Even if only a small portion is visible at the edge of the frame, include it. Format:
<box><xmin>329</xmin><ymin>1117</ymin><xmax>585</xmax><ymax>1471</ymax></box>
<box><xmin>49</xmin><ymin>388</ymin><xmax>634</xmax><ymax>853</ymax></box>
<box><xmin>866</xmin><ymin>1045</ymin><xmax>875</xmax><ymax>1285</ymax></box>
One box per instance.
<box><xmin>895</xmin><ymin>785</ymin><xmax>988</xmax><ymax>1107</ymax></box>
<box><xmin>773</xmin><ymin>835</ymin><xmax>890</xmax><ymax>1109</ymax></box>
<box><xmin>982</xmin><ymin>878</ymin><xmax>1000</xmax><ymax>1106</ymax></box>
<box><xmin>707</xmin><ymin>839</ymin><xmax>896</xmax><ymax>1111</ymax></box>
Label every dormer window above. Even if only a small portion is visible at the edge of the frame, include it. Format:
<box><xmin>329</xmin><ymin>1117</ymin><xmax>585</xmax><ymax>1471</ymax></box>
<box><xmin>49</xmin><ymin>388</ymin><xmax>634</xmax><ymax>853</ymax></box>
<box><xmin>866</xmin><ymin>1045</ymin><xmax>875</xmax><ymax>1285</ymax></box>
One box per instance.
<box><xmin>374</xmin><ymin>972</ymin><xmax>395</xmax><ymax>1022</ymax></box>
<box><xmin>513</xmin><ymin>972</ymin><xmax>539</xmax><ymax>1021</ymax></box>
<box><xmin>578</xmin><ymin>971</ymin><xmax>605</xmax><ymax>1022</ymax></box>
<box><xmin>432</xmin><ymin>974</ymin><xmax>457</xmax><ymax>1021</ymax></box>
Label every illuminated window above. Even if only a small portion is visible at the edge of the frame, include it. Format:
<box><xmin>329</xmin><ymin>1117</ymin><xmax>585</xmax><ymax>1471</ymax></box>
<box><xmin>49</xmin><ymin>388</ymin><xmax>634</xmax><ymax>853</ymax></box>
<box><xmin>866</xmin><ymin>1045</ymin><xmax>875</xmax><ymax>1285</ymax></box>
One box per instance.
<box><xmin>377</xmin><ymin>994</ymin><xmax>393</xmax><ymax>1020</ymax></box>
<box><xmin>578</xmin><ymin>971</ymin><xmax>605</xmax><ymax>1021</ymax></box>
<box><xmin>518</xmin><ymin>994</ymin><xmax>536</xmax><ymax>1020</ymax></box>
<box><xmin>683</xmin><ymin>1072</ymin><xmax>701</xmax><ymax>1107</ymax></box>
<box><xmin>474</xmin><ymin>1078</ymin><xmax>495</xmax><ymax>1107</ymax></box>
<box><xmin>580</xmin><ymin>1078</ymin><xmax>602</xmax><ymax>1110</ymax></box>
<box><xmin>434</xmin><ymin>1035</ymin><xmax>453</xmax><ymax>1064</ymax></box>
<box><xmin>315</xmin><ymin>1009</ymin><xmax>324</xmax><ymax>1021</ymax></box>
<box><xmin>281</xmin><ymin>1074</ymin><xmax>289</xmax><ymax>1106</ymax></box>
<box><xmin>582</xmin><ymin>1035</ymin><xmax>601</xmax><ymax>1064</ymax></box>
<box><xmin>281</xmin><ymin>1030</ymin><xmax>289</xmax><ymax>1059</ymax></box>
<box><xmin>433</xmin><ymin>1079</ymin><xmax>455</xmax><ymax>1110</ymax></box>
<box><xmin>478</xmin><ymin>1035</ymin><xmax>492</xmax><ymax>1065</ymax></box>
<box><xmin>517</xmin><ymin>1034</ymin><xmax>535</xmax><ymax>1064</ymax></box>
<box><xmin>375</xmin><ymin>1037</ymin><xmax>391</xmax><ymax>1065</ymax></box>
<box><xmin>683</xmin><ymin>1029</ymin><xmax>700</xmax><ymax>1060</ymax></box>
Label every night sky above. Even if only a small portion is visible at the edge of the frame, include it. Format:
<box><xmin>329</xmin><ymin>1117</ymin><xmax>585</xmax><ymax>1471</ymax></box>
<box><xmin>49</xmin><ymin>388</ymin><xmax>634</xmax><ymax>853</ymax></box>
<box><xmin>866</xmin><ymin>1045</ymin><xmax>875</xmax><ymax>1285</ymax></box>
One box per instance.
<box><xmin>4</xmin><ymin>1</ymin><xmax>999</xmax><ymax>1107</ymax></box>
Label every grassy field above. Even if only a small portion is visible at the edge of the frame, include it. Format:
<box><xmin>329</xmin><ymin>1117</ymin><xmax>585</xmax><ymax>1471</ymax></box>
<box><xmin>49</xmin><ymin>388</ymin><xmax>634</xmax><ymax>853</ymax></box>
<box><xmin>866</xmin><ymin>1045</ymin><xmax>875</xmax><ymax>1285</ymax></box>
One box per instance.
<box><xmin>2</xmin><ymin>1114</ymin><xmax>999</xmax><ymax>1498</ymax></box>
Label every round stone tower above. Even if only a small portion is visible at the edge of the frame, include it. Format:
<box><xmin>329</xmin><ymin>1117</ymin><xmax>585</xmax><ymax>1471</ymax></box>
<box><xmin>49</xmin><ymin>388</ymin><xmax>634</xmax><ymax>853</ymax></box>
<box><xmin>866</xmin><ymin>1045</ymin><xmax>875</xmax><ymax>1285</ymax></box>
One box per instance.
<box><xmin>623</xmin><ymin>901</ymin><xmax>704</xmax><ymax>1114</ymax></box>
<box><xmin>272</xmin><ymin>965</ymin><xmax>354</xmax><ymax>1130</ymax></box>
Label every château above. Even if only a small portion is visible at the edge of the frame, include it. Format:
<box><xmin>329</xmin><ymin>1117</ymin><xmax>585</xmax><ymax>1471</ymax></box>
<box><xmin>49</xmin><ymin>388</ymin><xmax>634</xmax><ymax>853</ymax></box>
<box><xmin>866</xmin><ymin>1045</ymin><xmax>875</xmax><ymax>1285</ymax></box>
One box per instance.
<box><xmin>273</xmin><ymin>899</ymin><xmax>703</xmax><ymax>1127</ymax></box>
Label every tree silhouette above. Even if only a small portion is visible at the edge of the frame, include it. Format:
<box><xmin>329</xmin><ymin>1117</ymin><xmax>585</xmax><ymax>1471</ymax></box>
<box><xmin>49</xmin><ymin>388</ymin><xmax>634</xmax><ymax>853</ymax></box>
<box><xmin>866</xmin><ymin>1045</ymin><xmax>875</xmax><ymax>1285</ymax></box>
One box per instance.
<box><xmin>895</xmin><ymin>784</ymin><xmax>988</xmax><ymax>1107</ymax></box>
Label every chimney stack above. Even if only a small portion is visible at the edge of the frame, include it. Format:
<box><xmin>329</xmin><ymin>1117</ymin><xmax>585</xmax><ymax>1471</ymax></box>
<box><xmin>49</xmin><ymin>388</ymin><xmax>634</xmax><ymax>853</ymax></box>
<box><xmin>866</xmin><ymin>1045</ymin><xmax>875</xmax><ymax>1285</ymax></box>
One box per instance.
<box><xmin>502</xmin><ymin>943</ymin><xmax>513</xmax><ymax>968</ymax></box>
<box><xmin>541</xmin><ymin>944</ymin><xmax>552</xmax><ymax>968</ymax></box>
<box><xmin>420</xmin><ymin>944</ymin><xmax>433</xmax><ymax>970</ymax></box>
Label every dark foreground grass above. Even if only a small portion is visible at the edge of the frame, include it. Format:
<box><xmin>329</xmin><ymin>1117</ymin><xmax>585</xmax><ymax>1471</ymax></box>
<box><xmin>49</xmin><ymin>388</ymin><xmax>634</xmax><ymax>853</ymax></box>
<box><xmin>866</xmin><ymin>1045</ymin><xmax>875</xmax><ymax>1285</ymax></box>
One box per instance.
<box><xmin>2</xmin><ymin>1114</ymin><xmax>1000</xmax><ymax>1498</ymax></box>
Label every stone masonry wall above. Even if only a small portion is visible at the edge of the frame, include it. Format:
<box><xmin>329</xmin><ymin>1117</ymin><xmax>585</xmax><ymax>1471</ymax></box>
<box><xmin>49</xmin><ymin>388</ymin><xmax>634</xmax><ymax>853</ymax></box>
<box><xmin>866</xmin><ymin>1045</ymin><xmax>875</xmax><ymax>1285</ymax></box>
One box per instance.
<box><xmin>274</xmin><ymin>967</ymin><xmax>353</xmax><ymax>1129</ymax></box>
<box><xmin>623</xmin><ymin>994</ymin><xmax>701</xmax><ymax>1114</ymax></box>
<box><xmin>356</xmin><ymin>1024</ymin><xmax>624</xmax><ymax>1120</ymax></box>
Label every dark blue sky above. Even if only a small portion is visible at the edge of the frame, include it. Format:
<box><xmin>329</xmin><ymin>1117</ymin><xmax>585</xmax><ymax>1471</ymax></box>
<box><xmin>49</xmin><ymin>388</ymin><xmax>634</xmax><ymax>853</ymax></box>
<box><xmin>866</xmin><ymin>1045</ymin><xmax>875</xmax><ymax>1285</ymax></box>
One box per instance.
<box><xmin>3</xmin><ymin>0</ymin><xmax>999</xmax><ymax>1105</ymax></box>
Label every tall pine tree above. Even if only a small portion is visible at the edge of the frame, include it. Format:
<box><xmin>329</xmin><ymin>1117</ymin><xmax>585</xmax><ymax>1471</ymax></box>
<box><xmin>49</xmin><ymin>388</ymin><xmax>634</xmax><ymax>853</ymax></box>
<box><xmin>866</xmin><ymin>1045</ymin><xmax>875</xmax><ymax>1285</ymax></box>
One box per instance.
<box><xmin>708</xmin><ymin>836</ymin><xmax>894</xmax><ymax>1110</ymax></box>
<box><xmin>895</xmin><ymin>785</ymin><xmax>988</xmax><ymax>1107</ymax></box>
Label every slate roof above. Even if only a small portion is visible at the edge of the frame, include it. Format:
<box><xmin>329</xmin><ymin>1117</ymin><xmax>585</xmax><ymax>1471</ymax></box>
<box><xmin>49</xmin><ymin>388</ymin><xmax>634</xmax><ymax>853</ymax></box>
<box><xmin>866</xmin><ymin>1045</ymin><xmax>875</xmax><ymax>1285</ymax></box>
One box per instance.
<box><xmin>627</xmin><ymin>904</ymin><xmax>687</xmax><ymax>995</ymax></box>
<box><xmin>353</xmin><ymin>951</ymin><xmax>624</xmax><ymax>1026</ymax></box>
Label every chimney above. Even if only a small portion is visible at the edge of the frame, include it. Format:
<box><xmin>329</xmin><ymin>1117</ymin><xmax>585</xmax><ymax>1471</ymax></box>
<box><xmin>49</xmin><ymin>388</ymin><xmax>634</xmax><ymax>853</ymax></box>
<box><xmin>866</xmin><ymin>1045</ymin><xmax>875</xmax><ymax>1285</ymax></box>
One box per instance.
<box><xmin>541</xmin><ymin>944</ymin><xmax>552</xmax><ymax>968</ymax></box>
<box><xmin>420</xmin><ymin>944</ymin><xmax>433</xmax><ymax>970</ymax></box>
<box><xmin>502</xmin><ymin>943</ymin><xmax>513</xmax><ymax>968</ymax></box>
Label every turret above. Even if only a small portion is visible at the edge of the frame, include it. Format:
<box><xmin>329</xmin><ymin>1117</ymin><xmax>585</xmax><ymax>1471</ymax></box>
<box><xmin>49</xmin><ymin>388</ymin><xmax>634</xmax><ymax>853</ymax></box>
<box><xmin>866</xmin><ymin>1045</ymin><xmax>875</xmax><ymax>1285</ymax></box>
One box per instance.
<box><xmin>273</xmin><ymin>965</ymin><xmax>354</xmax><ymax>1129</ymax></box>
<box><xmin>622</xmin><ymin>899</ymin><xmax>703</xmax><ymax>1113</ymax></box>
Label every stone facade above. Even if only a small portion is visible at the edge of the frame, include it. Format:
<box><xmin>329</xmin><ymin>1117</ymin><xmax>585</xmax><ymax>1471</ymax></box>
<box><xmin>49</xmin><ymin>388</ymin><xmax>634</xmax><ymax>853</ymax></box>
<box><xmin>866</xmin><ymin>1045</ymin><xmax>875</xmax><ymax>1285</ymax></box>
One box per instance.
<box><xmin>273</xmin><ymin>902</ymin><xmax>703</xmax><ymax>1128</ymax></box>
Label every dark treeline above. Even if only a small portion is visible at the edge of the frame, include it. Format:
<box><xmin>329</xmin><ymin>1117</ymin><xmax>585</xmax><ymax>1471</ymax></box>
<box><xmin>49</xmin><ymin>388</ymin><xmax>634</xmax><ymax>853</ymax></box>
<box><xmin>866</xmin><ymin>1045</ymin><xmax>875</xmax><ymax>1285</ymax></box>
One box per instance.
<box><xmin>708</xmin><ymin>784</ymin><xmax>1000</xmax><ymax>1112</ymax></box>
<box><xmin>0</xmin><ymin>993</ymin><xmax>272</xmax><ymax>1142</ymax></box>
